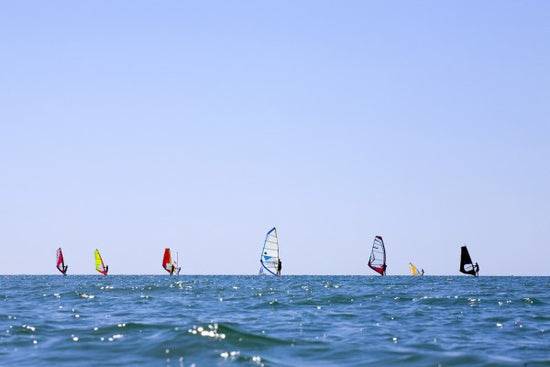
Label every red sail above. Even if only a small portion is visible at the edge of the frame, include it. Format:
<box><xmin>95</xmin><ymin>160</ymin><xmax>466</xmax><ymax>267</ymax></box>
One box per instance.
<box><xmin>162</xmin><ymin>248</ymin><xmax>172</xmax><ymax>273</ymax></box>
<box><xmin>56</xmin><ymin>248</ymin><xmax>67</xmax><ymax>275</ymax></box>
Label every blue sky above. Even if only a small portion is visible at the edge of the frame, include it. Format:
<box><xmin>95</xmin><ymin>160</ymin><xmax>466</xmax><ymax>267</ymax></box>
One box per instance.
<box><xmin>1</xmin><ymin>1</ymin><xmax>548</xmax><ymax>275</ymax></box>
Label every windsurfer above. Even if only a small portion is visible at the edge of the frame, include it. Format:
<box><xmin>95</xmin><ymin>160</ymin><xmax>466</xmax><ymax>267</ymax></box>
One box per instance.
<box><xmin>382</xmin><ymin>264</ymin><xmax>387</xmax><ymax>276</ymax></box>
<box><xmin>277</xmin><ymin>259</ymin><xmax>282</xmax><ymax>276</ymax></box>
<box><xmin>474</xmin><ymin>262</ymin><xmax>479</xmax><ymax>276</ymax></box>
<box><xmin>104</xmin><ymin>265</ymin><xmax>109</xmax><ymax>275</ymax></box>
<box><xmin>421</xmin><ymin>269</ymin><xmax>424</xmax><ymax>276</ymax></box>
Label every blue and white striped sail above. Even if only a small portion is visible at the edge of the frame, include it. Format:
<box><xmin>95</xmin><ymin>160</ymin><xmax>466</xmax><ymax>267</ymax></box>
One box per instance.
<box><xmin>259</xmin><ymin>227</ymin><xmax>280</xmax><ymax>276</ymax></box>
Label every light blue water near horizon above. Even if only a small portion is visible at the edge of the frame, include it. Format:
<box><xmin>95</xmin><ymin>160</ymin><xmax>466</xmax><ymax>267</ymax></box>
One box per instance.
<box><xmin>1</xmin><ymin>275</ymin><xmax>549</xmax><ymax>366</ymax></box>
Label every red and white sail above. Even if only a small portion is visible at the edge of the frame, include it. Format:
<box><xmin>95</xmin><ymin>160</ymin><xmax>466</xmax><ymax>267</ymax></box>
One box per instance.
<box><xmin>162</xmin><ymin>248</ymin><xmax>180</xmax><ymax>275</ymax></box>
<box><xmin>368</xmin><ymin>236</ymin><xmax>387</xmax><ymax>276</ymax></box>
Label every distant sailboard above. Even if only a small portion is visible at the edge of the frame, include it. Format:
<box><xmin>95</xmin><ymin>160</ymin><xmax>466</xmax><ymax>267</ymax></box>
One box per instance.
<box><xmin>460</xmin><ymin>245</ymin><xmax>478</xmax><ymax>276</ymax></box>
<box><xmin>409</xmin><ymin>262</ymin><xmax>423</xmax><ymax>276</ymax></box>
<box><xmin>162</xmin><ymin>248</ymin><xmax>181</xmax><ymax>275</ymax></box>
<box><xmin>56</xmin><ymin>247</ymin><xmax>68</xmax><ymax>275</ymax></box>
<box><xmin>368</xmin><ymin>236</ymin><xmax>387</xmax><ymax>276</ymax></box>
<box><xmin>95</xmin><ymin>249</ymin><xmax>108</xmax><ymax>276</ymax></box>
<box><xmin>259</xmin><ymin>227</ymin><xmax>281</xmax><ymax>276</ymax></box>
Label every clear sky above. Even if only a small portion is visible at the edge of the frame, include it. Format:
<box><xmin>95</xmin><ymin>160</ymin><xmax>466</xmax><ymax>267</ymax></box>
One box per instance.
<box><xmin>1</xmin><ymin>1</ymin><xmax>549</xmax><ymax>275</ymax></box>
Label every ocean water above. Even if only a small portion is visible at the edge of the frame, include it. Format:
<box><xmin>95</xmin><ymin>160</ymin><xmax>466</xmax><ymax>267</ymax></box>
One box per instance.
<box><xmin>1</xmin><ymin>276</ymin><xmax>549</xmax><ymax>366</ymax></box>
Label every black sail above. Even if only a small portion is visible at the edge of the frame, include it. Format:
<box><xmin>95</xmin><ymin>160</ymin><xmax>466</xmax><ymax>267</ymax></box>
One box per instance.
<box><xmin>460</xmin><ymin>246</ymin><xmax>477</xmax><ymax>276</ymax></box>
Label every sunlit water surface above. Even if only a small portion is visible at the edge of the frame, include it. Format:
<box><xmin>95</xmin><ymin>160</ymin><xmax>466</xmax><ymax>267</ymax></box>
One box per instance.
<box><xmin>1</xmin><ymin>275</ymin><xmax>549</xmax><ymax>366</ymax></box>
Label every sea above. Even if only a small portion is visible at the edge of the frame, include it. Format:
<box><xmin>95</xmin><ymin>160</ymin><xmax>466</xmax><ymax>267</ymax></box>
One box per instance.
<box><xmin>1</xmin><ymin>275</ymin><xmax>549</xmax><ymax>366</ymax></box>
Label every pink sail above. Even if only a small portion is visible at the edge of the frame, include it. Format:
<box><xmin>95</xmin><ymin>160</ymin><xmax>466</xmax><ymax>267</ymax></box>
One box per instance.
<box><xmin>56</xmin><ymin>248</ymin><xmax>68</xmax><ymax>275</ymax></box>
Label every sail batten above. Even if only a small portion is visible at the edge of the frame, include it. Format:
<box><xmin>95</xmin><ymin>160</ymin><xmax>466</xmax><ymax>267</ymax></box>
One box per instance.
<box><xmin>368</xmin><ymin>236</ymin><xmax>386</xmax><ymax>276</ymax></box>
<box><xmin>259</xmin><ymin>227</ymin><xmax>281</xmax><ymax>276</ymax></box>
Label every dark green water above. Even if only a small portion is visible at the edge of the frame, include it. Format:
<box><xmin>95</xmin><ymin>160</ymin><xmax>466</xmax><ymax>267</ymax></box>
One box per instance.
<box><xmin>1</xmin><ymin>275</ymin><xmax>549</xmax><ymax>366</ymax></box>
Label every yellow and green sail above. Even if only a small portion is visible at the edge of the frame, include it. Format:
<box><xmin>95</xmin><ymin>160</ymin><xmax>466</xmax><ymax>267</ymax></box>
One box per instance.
<box><xmin>95</xmin><ymin>249</ymin><xmax>108</xmax><ymax>275</ymax></box>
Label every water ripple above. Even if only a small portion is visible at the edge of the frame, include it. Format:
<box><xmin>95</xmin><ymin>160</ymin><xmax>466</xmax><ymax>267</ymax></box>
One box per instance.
<box><xmin>0</xmin><ymin>275</ymin><xmax>549</xmax><ymax>365</ymax></box>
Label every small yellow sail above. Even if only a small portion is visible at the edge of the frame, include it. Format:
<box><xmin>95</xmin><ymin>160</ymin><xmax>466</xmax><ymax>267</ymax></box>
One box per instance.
<box><xmin>410</xmin><ymin>262</ymin><xmax>422</xmax><ymax>276</ymax></box>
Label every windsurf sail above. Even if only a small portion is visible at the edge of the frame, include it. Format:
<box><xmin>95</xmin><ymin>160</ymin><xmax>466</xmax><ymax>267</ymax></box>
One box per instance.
<box><xmin>95</xmin><ymin>249</ymin><xmax>108</xmax><ymax>275</ymax></box>
<box><xmin>162</xmin><ymin>248</ymin><xmax>172</xmax><ymax>273</ymax></box>
<box><xmin>460</xmin><ymin>245</ymin><xmax>478</xmax><ymax>276</ymax></box>
<box><xmin>259</xmin><ymin>227</ymin><xmax>281</xmax><ymax>276</ymax></box>
<box><xmin>56</xmin><ymin>247</ymin><xmax>68</xmax><ymax>275</ymax></box>
<box><xmin>162</xmin><ymin>248</ymin><xmax>181</xmax><ymax>275</ymax></box>
<box><xmin>409</xmin><ymin>262</ymin><xmax>423</xmax><ymax>276</ymax></box>
<box><xmin>368</xmin><ymin>236</ymin><xmax>386</xmax><ymax>276</ymax></box>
